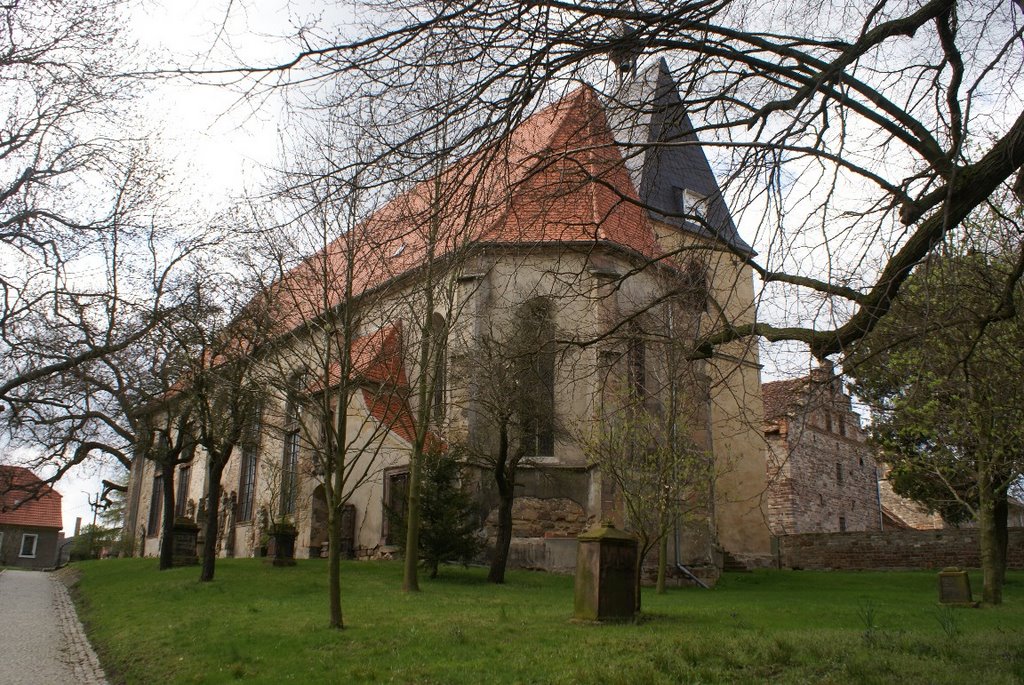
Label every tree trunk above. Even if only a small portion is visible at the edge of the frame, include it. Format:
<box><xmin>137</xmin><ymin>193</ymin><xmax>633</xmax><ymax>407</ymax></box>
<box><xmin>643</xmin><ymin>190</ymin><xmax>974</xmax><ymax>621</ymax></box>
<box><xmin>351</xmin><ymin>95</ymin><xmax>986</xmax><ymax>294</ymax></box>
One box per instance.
<box><xmin>327</xmin><ymin>502</ymin><xmax>344</xmax><ymax>629</ymax></box>
<box><xmin>656</xmin><ymin>534</ymin><xmax>668</xmax><ymax>594</ymax></box>
<box><xmin>402</xmin><ymin>445</ymin><xmax>422</xmax><ymax>593</ymax></box>
<box><xmin>978</xmin><ymin>480</ymin><xmax>1003</xmax><ymax>604</ymax></box>
<box><xmin>634</xmin><ymin>542</ymin><xmax>649</xmax><ymax>614</ymax></box>
<box><xmin>488</xmin><ymin>484</ymin><xmax>514</xmax><ymax>584</ymax></box>
<box><xmin>488</xmin><ymin>427</ymin><xmax>514</xmax><ymax>584</ymax></box>
<box><xmin>159</xmin><ymin>466</ymin><xmax>175</xmax><ymax>570</ymax></box>
<box><xmin>199</xmin><ymin>461</ymin><xmax>224</xmax><ymax>583</ymax></box>
<box><xmin>995</xmin><ymin>488</ymin><xmax>1009</xmax><ymax>590</ymax></box>
<box><xmin>327</xmin><ymin>389</ymin><xmax>347</xmax><ymax>627</ymax></box>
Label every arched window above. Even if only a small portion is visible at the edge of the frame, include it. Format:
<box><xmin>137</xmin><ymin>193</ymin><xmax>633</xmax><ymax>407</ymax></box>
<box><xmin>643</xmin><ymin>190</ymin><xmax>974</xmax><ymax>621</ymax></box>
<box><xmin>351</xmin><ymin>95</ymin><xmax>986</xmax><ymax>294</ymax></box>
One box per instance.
<box><xmin>237</xmin><ymin>400</ymin><xmax>263</xmax><ymax>522</ymax></box>
<box><xmin>430</xmin><ymin>312</ymin><xmax>447</xmax><ymax>423</ymax></box>
<box><xmin>517</xmin><ymin>298</ymin><xmax>556</xmax><ymax>457</ymax></box>
<box><xmin>281</xmin><ymin>378</ymin><xmax>303</xmax><ymax>518</ymax></box>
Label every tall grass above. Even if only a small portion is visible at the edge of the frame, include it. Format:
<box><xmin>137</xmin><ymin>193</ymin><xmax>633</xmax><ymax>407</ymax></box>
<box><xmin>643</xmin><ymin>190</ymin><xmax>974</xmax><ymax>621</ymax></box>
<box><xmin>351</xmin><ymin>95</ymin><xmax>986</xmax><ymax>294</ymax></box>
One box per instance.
<box><xmin>71</xmin><ymin>559</ymin><xmax>1024</xmax><ymax>684</ymax></box>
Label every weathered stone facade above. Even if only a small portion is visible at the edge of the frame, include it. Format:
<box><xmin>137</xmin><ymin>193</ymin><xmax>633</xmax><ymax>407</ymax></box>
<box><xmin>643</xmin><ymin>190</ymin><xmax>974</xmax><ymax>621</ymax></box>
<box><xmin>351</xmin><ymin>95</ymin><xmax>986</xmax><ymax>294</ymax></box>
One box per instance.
<box><xmin>125</xmin><ymin>61</ymin><xmax>772</xmax><ymax>574</ymax></box>
<box><xmin>877</xmin><ymin>468</ymin><xmax>945</xmax><ymax>530</ymax></box>
<box><xmin>763</xmin><ymin>366</ymin><xmax>882</xmax><ymax>535</ymax></box>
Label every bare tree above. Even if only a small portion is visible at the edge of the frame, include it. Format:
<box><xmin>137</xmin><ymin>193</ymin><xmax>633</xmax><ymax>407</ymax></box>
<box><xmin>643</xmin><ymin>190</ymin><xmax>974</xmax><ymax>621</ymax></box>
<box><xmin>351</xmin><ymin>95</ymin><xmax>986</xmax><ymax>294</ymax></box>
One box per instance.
<box><xmin>174</xmin><ymin>279</ymin><xmax>274</xmax><ymax>583</ymax></box>
<box><xmin>197</xmin><ymin>0</ymin><xmax>1024</xmax><ymax>362</ymax></box>
<box><xmin>0</xmin><ymin>0</ymin><xmax>167</xmax><ymax>412</ymax></box>
<box><xmin>449</xmin><ymin>297</ymin><xmax>562</xmax><ymax>584</ymax></box>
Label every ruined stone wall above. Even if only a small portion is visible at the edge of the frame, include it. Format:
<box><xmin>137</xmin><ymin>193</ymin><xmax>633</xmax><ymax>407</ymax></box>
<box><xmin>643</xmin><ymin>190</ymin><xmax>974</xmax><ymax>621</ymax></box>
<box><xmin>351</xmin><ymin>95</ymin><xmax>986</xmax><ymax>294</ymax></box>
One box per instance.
<box><xmin>775</xmin><ymin>528</ymin><xmax>1024</xmax><ymax>570</ymax></box>
<box><xmin>877</xmin><ymin>475</ymin><xmax>945</xmax><ymax>530</ymax></box>
<box><xmin>765</xmin><ymin>379</ymin><xmax>882</xmax><ymax>535</ymax></box>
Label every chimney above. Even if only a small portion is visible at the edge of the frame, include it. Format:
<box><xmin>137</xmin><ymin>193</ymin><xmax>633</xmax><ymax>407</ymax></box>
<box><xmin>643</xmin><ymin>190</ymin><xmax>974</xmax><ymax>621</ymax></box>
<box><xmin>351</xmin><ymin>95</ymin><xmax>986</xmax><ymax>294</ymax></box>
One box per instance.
<box><xmin>810</xmin><ymin>359</ymin><xmax>835</xmax><ymax>380</ymax></box>
<box><xmin>74</xmin><ymin>517</ymin><xmax>82</xmax><ymax>537</ymax></box>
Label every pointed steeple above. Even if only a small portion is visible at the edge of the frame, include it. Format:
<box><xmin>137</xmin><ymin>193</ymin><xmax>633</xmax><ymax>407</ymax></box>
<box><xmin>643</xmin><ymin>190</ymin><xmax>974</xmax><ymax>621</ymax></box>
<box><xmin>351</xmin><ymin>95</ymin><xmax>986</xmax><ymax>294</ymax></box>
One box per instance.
<box><xmin>602</xmin><ymin>58</ymin><xmax>752</xmax><ymax>254</ymax></box>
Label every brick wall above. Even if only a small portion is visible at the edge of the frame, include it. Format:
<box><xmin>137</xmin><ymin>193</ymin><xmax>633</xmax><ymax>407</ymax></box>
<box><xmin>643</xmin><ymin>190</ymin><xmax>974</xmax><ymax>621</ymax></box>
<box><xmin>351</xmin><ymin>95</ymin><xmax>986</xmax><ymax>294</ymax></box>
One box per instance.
<box><xmin>775</xmin><ymin>528</ymin><xmax>1024</xmax><ymax>570</ymax></box>
<box><xmin>764</xmin><ymin>377</ymin><xmax>882</xmax><ymax>535</ymax></box>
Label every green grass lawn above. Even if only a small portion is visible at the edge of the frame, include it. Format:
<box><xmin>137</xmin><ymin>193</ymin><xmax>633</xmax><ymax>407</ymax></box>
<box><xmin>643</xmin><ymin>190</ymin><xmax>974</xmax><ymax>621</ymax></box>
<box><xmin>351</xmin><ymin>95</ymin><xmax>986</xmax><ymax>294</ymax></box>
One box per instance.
<box><xmin>70</xmin><ymin>559</ymin><xmax>1024</xmax><ymax>684</ymax></box>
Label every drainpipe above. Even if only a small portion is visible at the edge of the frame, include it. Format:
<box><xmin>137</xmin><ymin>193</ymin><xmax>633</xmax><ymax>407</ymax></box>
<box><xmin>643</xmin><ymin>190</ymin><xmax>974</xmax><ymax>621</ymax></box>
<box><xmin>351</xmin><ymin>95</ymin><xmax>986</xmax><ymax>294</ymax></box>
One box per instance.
<box><xmin>875</xmin><ymin>466</ymin><xmax>884</xmax><ymax>530</ymax></box>
<box><xmin>674</xmin><ymin>520</ymin><xmax>710</xmax><ymax>589</ymax></box>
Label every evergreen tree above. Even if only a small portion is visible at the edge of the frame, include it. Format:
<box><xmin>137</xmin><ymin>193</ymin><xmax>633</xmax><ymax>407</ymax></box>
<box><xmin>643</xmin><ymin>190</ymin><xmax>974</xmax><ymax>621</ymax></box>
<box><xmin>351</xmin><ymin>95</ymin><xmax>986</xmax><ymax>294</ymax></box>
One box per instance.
<box><xmin>389</xmin><ymin>446</ymin><xmax>480</xmax><ymax>578</ymax></box>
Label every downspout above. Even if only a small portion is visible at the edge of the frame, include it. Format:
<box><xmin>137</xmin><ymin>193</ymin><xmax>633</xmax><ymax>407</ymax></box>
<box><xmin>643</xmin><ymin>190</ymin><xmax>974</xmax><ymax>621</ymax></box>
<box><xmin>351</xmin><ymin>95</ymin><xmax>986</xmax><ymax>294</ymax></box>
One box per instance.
<box><xmin>875</xmin><ymin>465</ymin><xmax>884</xmax><ymax>530</ymax></box>
<box><xmin>674</xmin><ymin>521</ymin><xmax>709</xmax><ymax>589</ymax></box>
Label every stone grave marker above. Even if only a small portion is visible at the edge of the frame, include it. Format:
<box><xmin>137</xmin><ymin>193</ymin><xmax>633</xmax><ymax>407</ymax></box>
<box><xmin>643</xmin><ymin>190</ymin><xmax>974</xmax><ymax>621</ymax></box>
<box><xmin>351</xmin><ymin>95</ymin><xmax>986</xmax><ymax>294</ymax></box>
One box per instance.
<box><xmin>573</xmin><ymin>521</ymin><xmax>637</xmax><ymax>622</ymax></box>
<box><xmin>938</xmin><ymin>567</ymin><xmax>976</xmax><ymax>606</ymax></box>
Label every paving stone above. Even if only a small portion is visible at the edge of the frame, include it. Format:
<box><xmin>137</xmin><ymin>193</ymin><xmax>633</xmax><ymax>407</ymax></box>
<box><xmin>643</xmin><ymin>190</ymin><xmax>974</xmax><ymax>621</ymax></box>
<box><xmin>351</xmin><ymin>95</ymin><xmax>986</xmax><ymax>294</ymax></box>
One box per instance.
<box><xmin>0</xmin><ymin>569</ymin><xmax>108</xmax><ymax>685</ymax></box>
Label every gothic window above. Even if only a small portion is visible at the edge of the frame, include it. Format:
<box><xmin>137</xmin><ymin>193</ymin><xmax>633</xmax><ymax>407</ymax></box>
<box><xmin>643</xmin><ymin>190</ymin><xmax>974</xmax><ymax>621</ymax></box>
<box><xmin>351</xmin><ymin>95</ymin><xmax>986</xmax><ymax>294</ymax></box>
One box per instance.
<box><xmin>431</xmin><ymin>312</ymin><xmax>447</xmax><ymax>423</ymax></box>
<box><xmin>281</xmin><ymin>431</ymin><xmax>300</xmax><ymax>517</ymax></box>
<box><xmin>147</xmin><ymin>474</ymin><xmax>162</xmax><ymax>537</ymax></box>
<box><xmin>836</xmin><ymin>462</ymin><xmax>844</xmax><ymax>485</ymax></box>
<box><xmin>281</xmin><ymin>387</ymin><xmax>302</xmax><ymax>518</ymax></box>
<box><xmin>237</xmin><ymin>402</ymin><xmax>262</xmax><ymax>523</ymax></box>
<box><xmin>383</xmin><ymin>470</ymin><xmax>409</xmax><ymax>545</ymax></box>
<box><xmin>175</xmin><ymin>463</ymin><xmax>191</xmax><ymax>518</ymax></box>
<box><xmin>679</xmin><ymin>259</ymin><xmax>709</xmax><ymax>312</ymax></box>
<box><xmin>825</xmin><ymin>412</ymin><xmax>833</xmax><ymax>433</ymax></box>
<box><xmin>839</xmin><ymin>413</ymin><xmax>846</xmax><ymax>437</ymax></box>
<box><xmin>519</xmin><ymin>298</ymin><xmax>555</xmax><ymax>457</ymax></box>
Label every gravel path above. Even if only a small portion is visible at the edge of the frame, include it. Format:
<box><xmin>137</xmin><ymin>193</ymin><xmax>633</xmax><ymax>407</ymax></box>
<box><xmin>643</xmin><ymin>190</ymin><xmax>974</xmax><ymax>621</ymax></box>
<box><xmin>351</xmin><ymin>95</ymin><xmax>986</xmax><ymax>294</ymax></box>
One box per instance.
<box><xmin>0</xmin><ymin>569</ymin><xmax>108</xmax><ymax>685</ymax></box>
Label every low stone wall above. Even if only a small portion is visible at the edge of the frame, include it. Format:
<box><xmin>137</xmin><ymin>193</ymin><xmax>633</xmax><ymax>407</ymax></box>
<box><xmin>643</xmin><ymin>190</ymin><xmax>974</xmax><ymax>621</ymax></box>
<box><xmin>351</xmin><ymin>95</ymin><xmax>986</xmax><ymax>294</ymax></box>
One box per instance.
<box><xmin>775</xmin><ymin>527</ymin><xmax>1024</xmax><ymax>570</ymax></box>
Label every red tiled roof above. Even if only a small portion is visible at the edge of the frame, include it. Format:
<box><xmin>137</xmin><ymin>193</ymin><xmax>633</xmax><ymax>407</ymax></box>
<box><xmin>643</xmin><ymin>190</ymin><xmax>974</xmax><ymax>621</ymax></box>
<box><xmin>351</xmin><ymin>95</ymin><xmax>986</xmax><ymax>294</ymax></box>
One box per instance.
<box><xmin>311</xmin><ymin>322</ymin><xmax>440</xmax><ymax>449</ymax></box>
<box><xmin>310</xmin><ymin>323</ymin><xmax>409</xmax><ymax>394</ymax></box>
<box><xmin>761</xmin><ymin>378</ymin><xmax>807</xmax><ymax>423</ymax></box>
<box><xmin>264</xmin><ymin>86</ymin><xmax>664</xmax><ymax>337</ymax></box>
<box><xmin>0</xmin><ymin>466</ymin><xmax>63</xmax><ymax>530</ymax></box>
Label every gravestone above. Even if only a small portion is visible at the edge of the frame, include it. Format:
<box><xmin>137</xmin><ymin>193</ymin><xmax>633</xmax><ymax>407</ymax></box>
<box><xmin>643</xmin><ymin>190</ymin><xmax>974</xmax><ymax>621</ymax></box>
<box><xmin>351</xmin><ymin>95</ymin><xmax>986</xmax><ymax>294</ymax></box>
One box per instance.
<box><xmin>574</xmin><ymin>521</ymin><xmax>637</xmax><ymax>622</ymax></box>
<box><xmin>170</xmin><ymin>518</ymin><xmax>199</xmax><ymax>567</ymax></box>
<box><xmin>938</xmin><ymin>567</ymin><xmax>975</xmax><ymax>605</ymax></box>
<box><xmin>266</xmin><ymin>523</ymin><xmax>298</xmax><ymax>567</ymax></box>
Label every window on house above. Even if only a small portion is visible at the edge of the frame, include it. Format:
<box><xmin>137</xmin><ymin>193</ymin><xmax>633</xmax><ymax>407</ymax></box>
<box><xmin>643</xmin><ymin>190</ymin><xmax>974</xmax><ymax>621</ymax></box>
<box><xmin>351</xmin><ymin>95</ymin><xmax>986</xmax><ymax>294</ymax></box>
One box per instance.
<box><xmin>19</xmin><ymin>533</ymin><xmax>38</xmax><ymax>558</ymax></box>
<box><xmin>839</xmin><ymin>414</ymin><xmax>846</xmax><ymax>437</ymax></box>
<box><xmin>175</xmin><ymin>463</ymin><xmax>191</xmax><ymax>518</ymax></box>
<box><xmin>836</xmin><ymin>462</ymin><xmax>844</xmax><ymax>485</ymax></box>
<box><xmin>383</xmin><ymin>471</ymin><xmax>409</xmax><ymax>545</ymax></box>
<box><xmin>147</xmin><ymin>474</ymin><xmax>163</xmax><ymax>537</ymax></box>
<box><xmin>431</xmin><ymin>313</ymin><xmax>447</xmax><ymax>423</ymax></box>
<box><xmin>839</xmin><ymin>516</ymin><xmax>847</xmax><ymax>532</ymax></box>
<box><xmin>825</xmin><ymin>412</ymin><xmax>833</xmax><ymax>433</ymax></box>
<box><xmin>519</xmin><ymin>298</ymin><xmax>556</xmax><ymax>457</ymax></box>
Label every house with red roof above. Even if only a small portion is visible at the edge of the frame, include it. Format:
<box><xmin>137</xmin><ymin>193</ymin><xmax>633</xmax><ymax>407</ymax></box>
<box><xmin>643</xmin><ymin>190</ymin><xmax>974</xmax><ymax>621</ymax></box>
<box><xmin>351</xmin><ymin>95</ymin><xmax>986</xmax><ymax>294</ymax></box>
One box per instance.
<box><xmin>0</xmin><ymin>466</ymin><xmax>64</xmax><ymax>569</ymax></box>
<box><xmin>125</xmin><ymin>60</ymin><xmax>772</xmax><ymax>578</ymax></box>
